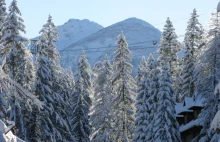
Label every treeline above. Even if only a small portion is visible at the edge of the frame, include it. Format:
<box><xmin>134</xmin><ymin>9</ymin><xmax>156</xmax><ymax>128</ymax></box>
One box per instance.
<box><xmin>0</xmin><ymin>0</ymin><xmax>220</xmax><ymax>142</ymax></box>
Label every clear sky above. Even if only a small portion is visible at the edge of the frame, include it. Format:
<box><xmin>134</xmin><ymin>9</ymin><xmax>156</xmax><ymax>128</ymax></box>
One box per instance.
<box><xmin>5</xmin><ymin>0</ymin><xmax>220</xmax><ymax>39</ymax></box>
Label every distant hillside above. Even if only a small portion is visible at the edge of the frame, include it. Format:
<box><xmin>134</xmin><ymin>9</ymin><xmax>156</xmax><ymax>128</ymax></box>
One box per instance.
<box><xmin>60</xmin><ymin>17</ymin><xmax>161</xmax><ymax>73</ymax></box>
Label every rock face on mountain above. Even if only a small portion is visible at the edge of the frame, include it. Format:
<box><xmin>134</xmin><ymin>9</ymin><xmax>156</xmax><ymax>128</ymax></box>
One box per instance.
<box><xmin>60</xmin><ymin>17</ymin><xmax>161</xmax><ymax>73</ymax></box>
<box><xmin>54</xmin><ymin>19</ymin><xmax>103</xmax><ymax>50</ymax></box>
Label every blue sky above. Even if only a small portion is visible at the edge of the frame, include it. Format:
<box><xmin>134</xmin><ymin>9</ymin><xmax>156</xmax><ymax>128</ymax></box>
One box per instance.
<box><xmin>5</xmin><ymin>0</ymin><xmax>220</xmax><ymax>39</ymax></box>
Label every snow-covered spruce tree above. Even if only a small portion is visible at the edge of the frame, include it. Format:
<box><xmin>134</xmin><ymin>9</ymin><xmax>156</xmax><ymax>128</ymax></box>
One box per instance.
<box><xmin>159</xmin><ymin>18</ymin><xmax>180</xmax><ymax>98</ymax></box>
<box><xmin>153</xmin><ymin>64</ymin><xmax>181</xmax><ymax>142</ymax></box>
<box><xmin>133</xmin><ymin>54</ymin><xmax>156</xmax><ymax>142</ymax></box>
<box><xmin>14</xmin><ymin>47</ymin><xmax>35</xmax><ymax>141</ymax></box>
<box><xmin>33</xmin><ymin>15</ymin><xmax>73</xmax><ymax>142</ymax></box>
<box><xmin>193</xmin><ymin>11</ymin><xmax>220</xmax><ymax>142</ymax></box>
<box><xmin>181</xmin><ymin>9</ymin><xmax>203</xmax><ymax>99</ymax></box>
<box><xmin>90</xmin><ymin>55</ymin><xmax>114</xmax><ymax>142</ymax></box>
<box><xmin>146</xmin><ymin>53</ymin><xmax>155</xmax><ymax>72</ymax></box>
<box><xmin>66</xmin><ymin>69</ymin><xmax>75</xmax><ymax>89</ymax></box>
<box><xmin>140</xmin><ymin>56</ymin><xmax>147</xmax><ymax>69</ymax></box>
<box><xmin>55</xmin><ymin>69</ymin><xmax>75</xmax><ymax>141</ymax></box>
<box><xmin>71</xmin><ymin>51</ymin><xmax>92</xmax><ymax>142</ymax></box>
<box><xmin>0</xmin><ymin>56</ymin><xmax>42</xmax><ymax>129</ymax></box>
<box><xmin>175</xmin><ymin>68</ymin><xmax>183</xmax><ymax>102</ymax></box>
<box><xmin>44</xmin><ymin>15</ymin><xmax>73</xmax><ymax>141</ymax></box>
<box><xmin>133</xmin><ymin>59</ymin><xmax>151</xmax><ymax>142</ymax></box>
<box><xmin>159</xmin><ymin>17</ymin><xmax>180</xmax><ymax>76</ymax></box>
<box><xmin>77</xmin><ymin>50</ymin><xmax>93</xmax><ymax>105</ymax></box>
<box><xmin>0</xmin><ymin>0</ymin><xmax>7</xmax><ymax>42</ymax></box>
<box><xmin>61</xmin><ymin>69</ymin><xmax>75</xmax><ymax>125</ymax></box>
<box><xmin>0</xmin><ymin>0</ymin><xmax>36</xmax><ymax>140</ymax></box>
<box><xmin>135</xmin><ymin>66</ymin><xmax>143</xmax><ymax>85</ymax></box>
<box><xmin>34</xmin><ymin>34</ymin><xmax>55</xmax><ymax>141</ymax></box>
<box><xmin>0</xmin><ymin>0</ymin><xmax>27</xmax><ymax>58</ymax></box>
<box><xmin>145</xmin><ymin>59</ymin><xmax>160</xmax><ymax>141</ymax></box>
<box><xmin>135</xmin><ymin>56</ymin><xmax>147</xmax><ymax>84</ymax></box>
<box><xmin>60</xmin><ymin>69</ymin><xmax>75</xmax><ymax>125</ymax></box>
<box><xmin>111</xmin><ymin>33</ymin><xmax>136</xmax><ymax>141</ymax></box>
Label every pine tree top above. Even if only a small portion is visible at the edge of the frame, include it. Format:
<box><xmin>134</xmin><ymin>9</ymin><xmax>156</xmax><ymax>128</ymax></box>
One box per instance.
<box><xmin>147</xmin><ymin>53</ymin><xmax>155</xmax><ymax>69</ymax></box>
<box><xmin>0</xmin><ymin>0</ymin><xmax>27</xmax><ymax>45</ymax></box>
<box><xmin>114</xmin><ymin>32</ymin><xmax>133</xmax><ymax>75</ymax></box>
<box><xmin>115</xmin><ymin>32</ymin><xmax>132</xmax><ymax>60</ymax></box>
<box><xmin>103</xmin><ymin>54</ymin><xmax>113</xmax><ymax>73</ymax></box>
<box><xmin>163</xmin><ymin>17</ymin><xmax>176</xmax><ymax>34</ymax></box>
<box><xmin>9</xmin><ymin>0</ymin><xmax>21</xmax><ymax>15</ymax></box>
<box><xmin>39</xmin><ymin>14</ymin><xmax>58</xmax><ymax>47</ymax></box>
<box><xmin>184</xmin><ymin>8</ymin><xmax>203</xmax><ymax>44</ymax></box>
<box><xmin>140</xmin><ymin>56</ymin><xmax>147</xmax><ymax>69</ymax></box>
<box><xmin>78</xmin><ymin>50</ymin><xmax>91</xmax><ymax>72</ymax></box>
<box><xmin>187</xmin><ymin>9</ymin><xmax>200</xmax><ymax>29</ymax></box>
<box><xmin>160</xmin><ymin>17</ymin><xmax>178</xmax><ymax>43</ymax></box>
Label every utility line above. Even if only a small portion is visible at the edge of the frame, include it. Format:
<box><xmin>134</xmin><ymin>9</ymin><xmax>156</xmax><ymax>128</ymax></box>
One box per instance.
<box><xmin>60</xmin><ymin>46</ymin><xmax>158</xmax><ymax>53</ymax></box>
<box><xmin>31</xmin><ymin>11</ymin><xmax>212</xmax><ymax>54</ymax></box>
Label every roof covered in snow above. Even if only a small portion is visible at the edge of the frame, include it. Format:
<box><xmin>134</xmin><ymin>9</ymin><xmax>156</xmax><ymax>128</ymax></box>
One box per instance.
<box><xmin>0</xmin><ymin>120</ymin><xmax>24</xmax><ymax>142</ymax></box>
<box><xmin>179</xmin><ymin>119</ymin><xmax>201</xmax><ymax>133</ymax></box>
<box><xmin>176</xmin><ymin>97</ymin><xmax>205</xmax><ymax>133</ymax></box>
<box><xmin>175</xmin><ymin>103</ymin><xmax>183</xmax><ymax>114</ymax></box>
<box><xmin>175</xmin><ymin>97</ymin><xmax>204</xmax><ymax>115</ymax></box>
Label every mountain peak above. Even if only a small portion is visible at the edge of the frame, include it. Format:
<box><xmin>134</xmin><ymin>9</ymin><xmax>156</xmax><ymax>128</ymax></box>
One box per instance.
<box><xmin>118</xmin><ymin>17</ymin><xmax>155</xmax><ymax>29</ymax></box>
<box><xmin>54</xmin><ymin>19</ymin><xmax>103</xmax><ymax>50</ymax></box>
<box><xmin>63</xmin><ymin>19</ymin><xmax>102</xmax><ymax>27</ymax></box>
<box><xmin>61</xmin><ymin>17</ymin><xmax>161</xmax><ymax>73</ymax></box>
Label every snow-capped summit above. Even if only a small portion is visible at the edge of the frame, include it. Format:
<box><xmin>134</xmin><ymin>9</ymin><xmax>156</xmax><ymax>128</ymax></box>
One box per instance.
<box><xmin>114</xmin><ymin>17</ymin><xmax>157</xmax><ymax>29</ymax></box>
<box><xmin>44</xmin><ymin>19</ymin><xmax>104</xmax><ymax>50</ymax></box>
<box><xmin>60</xmin><ymin>17</ymin><xmax>161</xmax><ymax>73</ymax></box>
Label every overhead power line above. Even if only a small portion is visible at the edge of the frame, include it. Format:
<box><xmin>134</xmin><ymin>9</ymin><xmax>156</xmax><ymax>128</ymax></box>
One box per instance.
<box><xmin>31</xmin><ymin>11</ymin><xmax>212</xmax><ymax>54</ymax></box>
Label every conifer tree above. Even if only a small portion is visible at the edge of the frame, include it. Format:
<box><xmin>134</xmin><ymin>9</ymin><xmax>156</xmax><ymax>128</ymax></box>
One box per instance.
<box><xmin>45</xmin><ymin>15</ymin><xmax>73</xmax><ymax>141</ymax></box>
<box><xmin>0</xmin><ymin>57</ymin><xmax>42</xmax><ymax>140</ymax></box>
<box><xmin>0</xmin><ymin>0</ymin><xmax>27</xmax><ymax>57</ymax></box>
<box><xmin>181</xmin><ymin>9</ymin><xmax>203</xmax><ymax>99</ymax></box>
<box><xmin>77</xmin><ymin>50</ymin><xmax>93</xmax><ymax>108</ymax></box>
<box><xmin>140</xmin><ymin>56</ymin><xmax>147</xmax><ymax>69</ymax></box>
<box><xmin>34</xmin><ymin>33</ymin><xmax>54</xmax><ymax>142</ymax></box>
<box><xmin>111</xmin><ymin>33</ymin><xmax>136</xmax><ymax>141</ymax></box>
<box><xmin>159</xmin><ymin>18</ymin><xmax>180</xmax><ymax>75</ymax></box>
<box><xmin>145</xmin><ymin>59</ymin><xmax>160</xmax><ymax>141</ymax></box>
<box><xmin>71</xmin><ymin>51</ymin><xmax>92</xmax><ymax>142</ymax></box>
<box><xmin>175</xmin><ymin>68</ymin><xmax>183</xmax><ymax>102</ymax></box>
<box><xmin>135</xmin><ymin>66</ymin><xmax>143</xmax><ymax>85</ymax></box>
<box><xmin>133</xmin><ymin>58</ymin><xmax>151</xmax><ymax>142</ymax></box>
<box><xmin>0</xmin><ymin>0</ymin><xmax>35</xmax><ymax>140</ymax></box>
<box><xmin>33</xmin><ymin>15</ymin><xmax>73</xmax><ymax>142</ymax></box>
<box><xmin>59</xmin><ymin>69</ymin><xmax>75</xmax><ymax>135</ymax></box>
<box><xmin>90</xmin><ymin>55</ymin><xmax>113</xmax><ymax>142</ymax></box>
<box><xmin>193</xmin><ymin>11</ymin><xmax>220</xmax><ymax>142</ymax></box>
<box><xmin>135</xmin><ymin>56</ymin><xmax>147</xmax><ymax>84</ymax></box>
<box><xmin>153</xmin><ymin>64</ymin><xmax>181</xmax><ymax>142</ymax></box>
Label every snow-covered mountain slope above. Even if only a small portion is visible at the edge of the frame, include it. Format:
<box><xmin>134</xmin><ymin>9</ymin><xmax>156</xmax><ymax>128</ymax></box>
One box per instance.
<box><xmin>56</xmin><ymin>19</ymin><xmax>104</xmax><ymax>50</ymax></box>
<box><xmin>33</xmin><ymin>19</ymin><xmax>104</xmax><ymax>50</ymax></box>
<box><xmin>60</xmin><ymin>17</ymin><xmax>161</xmax><ymax>73</ymax></box>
